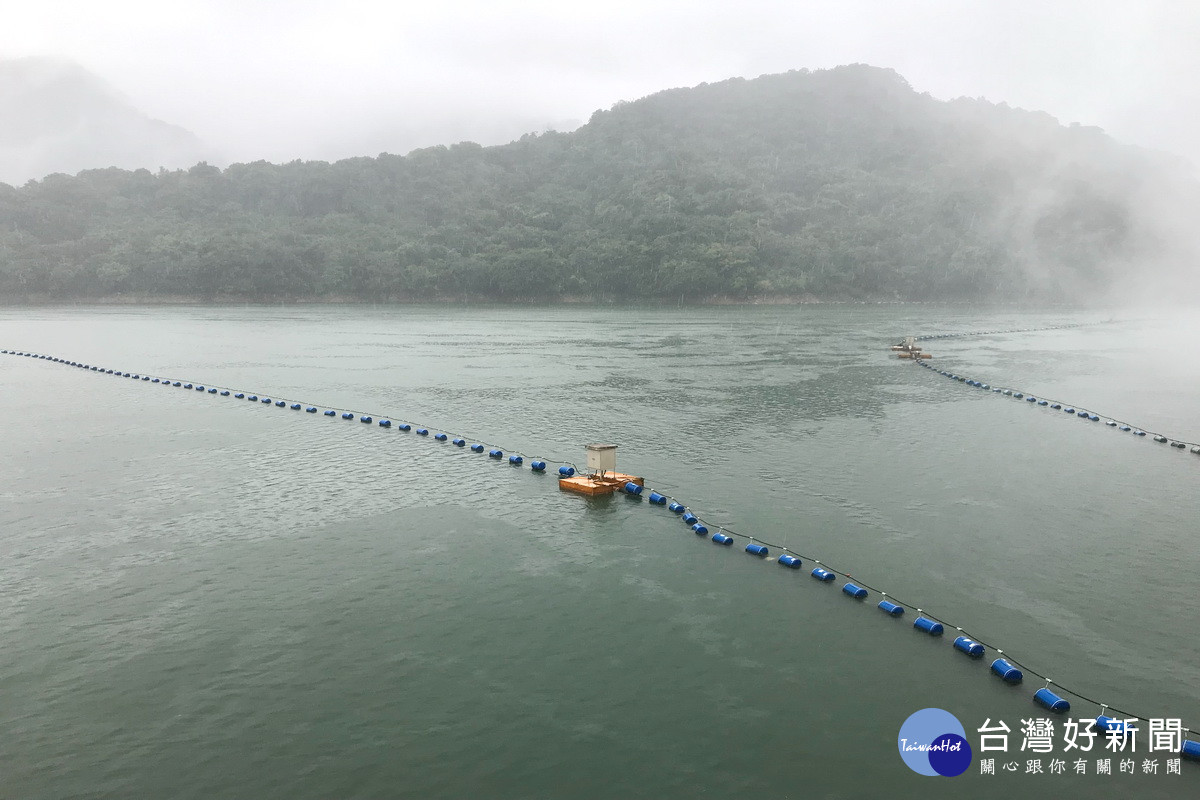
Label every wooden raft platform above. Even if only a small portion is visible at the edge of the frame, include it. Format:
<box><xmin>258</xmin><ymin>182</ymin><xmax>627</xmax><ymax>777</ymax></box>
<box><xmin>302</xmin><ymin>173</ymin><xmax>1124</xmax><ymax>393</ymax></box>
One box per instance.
<box><xmin>559</xmin><ymin>472</ymin><xmax>644</xmax><ymax>496</ymax></box>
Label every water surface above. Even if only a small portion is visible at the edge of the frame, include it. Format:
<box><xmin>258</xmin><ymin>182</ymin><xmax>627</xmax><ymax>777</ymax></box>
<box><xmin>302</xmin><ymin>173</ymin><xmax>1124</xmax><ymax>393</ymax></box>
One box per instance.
<box><xmin>2</xmin><ymin>305</ymin><xmax>1197</xmax><ymax>798</ymax></box>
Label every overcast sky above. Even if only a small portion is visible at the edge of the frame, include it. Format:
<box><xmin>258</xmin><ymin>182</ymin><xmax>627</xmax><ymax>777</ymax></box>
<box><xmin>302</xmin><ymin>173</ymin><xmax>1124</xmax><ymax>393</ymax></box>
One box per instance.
<box><xmin>4</xmin><ymin>0</ymin><xmax>1199</xmax><ymax>167</ymax></box>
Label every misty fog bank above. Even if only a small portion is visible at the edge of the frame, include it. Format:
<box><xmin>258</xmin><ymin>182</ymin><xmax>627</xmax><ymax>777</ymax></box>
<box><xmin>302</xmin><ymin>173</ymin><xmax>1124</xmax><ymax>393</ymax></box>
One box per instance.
<box><xmin>0</xmin><ymin>57</ymin><xmax>215</xmax><ymax>186</ymax></box>
<box><xmin>1</xmin><ymin>65</ymin><xmax>1197</xmax><ymax>305</ymax></box>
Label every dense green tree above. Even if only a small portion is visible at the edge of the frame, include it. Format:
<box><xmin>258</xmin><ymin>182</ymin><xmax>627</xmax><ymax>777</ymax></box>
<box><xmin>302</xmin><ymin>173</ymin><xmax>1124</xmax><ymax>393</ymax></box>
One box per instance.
<box><xmin>0</xmin><ymin>64</ymin><xmax>1196</xmax><ymax>303</ymax></box>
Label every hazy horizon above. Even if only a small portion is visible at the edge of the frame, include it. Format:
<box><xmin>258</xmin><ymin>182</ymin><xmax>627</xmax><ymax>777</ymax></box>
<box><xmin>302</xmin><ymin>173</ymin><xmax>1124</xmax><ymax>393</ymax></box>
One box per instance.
<box><xmin>4</xmin><ymin>0</ymin><xmax>1199</xmax><ymax>176</ymax></box>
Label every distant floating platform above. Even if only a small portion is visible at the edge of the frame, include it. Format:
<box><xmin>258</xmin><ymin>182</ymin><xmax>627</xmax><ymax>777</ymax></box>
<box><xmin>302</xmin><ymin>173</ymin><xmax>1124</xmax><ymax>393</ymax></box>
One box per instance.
<box><xmin>559</xmin><ymin>472</ymin><xmax>644</xmax><ymax>496</ymax></box>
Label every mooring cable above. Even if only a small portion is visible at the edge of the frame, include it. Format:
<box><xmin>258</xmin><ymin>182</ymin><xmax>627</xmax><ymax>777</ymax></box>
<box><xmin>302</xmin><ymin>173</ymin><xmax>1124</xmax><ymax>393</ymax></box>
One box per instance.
<box><xmin>5</xmin><ymin>347</ymin><xmax>1199</xmax><ymax>749</ymax></box>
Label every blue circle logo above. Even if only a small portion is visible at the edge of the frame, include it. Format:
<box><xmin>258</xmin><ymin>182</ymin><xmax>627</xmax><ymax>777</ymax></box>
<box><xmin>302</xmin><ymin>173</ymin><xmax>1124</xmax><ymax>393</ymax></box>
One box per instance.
<box><xmin>898</xmin><ymin>708</ymin><xmax>973</xmax><ymax>776</ymax></box>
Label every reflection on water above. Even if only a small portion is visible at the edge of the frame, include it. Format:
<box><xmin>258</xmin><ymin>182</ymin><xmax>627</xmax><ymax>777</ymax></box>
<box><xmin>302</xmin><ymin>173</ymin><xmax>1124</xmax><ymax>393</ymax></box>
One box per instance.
<box><xmin>1</xmin><ymin>305</ymin><xmax>1198</xmax><ymax>799</ymax></box>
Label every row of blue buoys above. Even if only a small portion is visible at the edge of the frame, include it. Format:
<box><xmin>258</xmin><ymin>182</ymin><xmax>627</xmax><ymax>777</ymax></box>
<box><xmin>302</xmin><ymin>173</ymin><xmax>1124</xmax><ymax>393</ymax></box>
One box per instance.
<box><xmin>0</xmin><ymin>349</ymin><xmax>580</xmax><ymax>479</ymax></box>
<box><xmin>915</xmin><ymin>357</ymin><xmax>1200</xmax><ymax>453</ymax></box>
<box><xmin>637</xmin><ymin>469</ymin><xmax>1198</xmax><ymax>756</ymax></box>
<box><xmin>8</xmin><ymin>346</ymin><xmax>1198</xmax><ymax>761</ymax></box>
<box><xmin>656</xmin><ymin>485</ymin><xmax>1038</xmax><ymax>680</ymax></box>
<box><xmin>914</xmin><ymin>321</ymin><xmax>1106</xmax><ymax>342</ymax></box>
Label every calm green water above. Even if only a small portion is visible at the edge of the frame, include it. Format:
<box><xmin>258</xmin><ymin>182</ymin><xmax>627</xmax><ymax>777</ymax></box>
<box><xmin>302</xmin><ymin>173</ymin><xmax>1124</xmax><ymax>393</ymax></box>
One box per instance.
<box><xmin>2</xmin><ymin>305</ymin><xmax>1198</xmax><ymax>799</ymax></box>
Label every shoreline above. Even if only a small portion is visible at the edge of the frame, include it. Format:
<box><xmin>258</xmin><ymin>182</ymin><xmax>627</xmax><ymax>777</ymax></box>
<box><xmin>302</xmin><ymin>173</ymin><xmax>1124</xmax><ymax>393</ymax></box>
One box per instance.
<box><xmin>0</xmin><ymin>294</ymin><xmax>1100</xmax><ymax>309</ymax></box>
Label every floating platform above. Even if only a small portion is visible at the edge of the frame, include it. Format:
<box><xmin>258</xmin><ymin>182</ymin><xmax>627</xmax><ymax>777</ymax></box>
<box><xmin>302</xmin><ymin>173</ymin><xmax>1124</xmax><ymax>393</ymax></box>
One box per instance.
<box><xmin>559</xmin><ymin>472</ymin><xmax>644</xmax><ymax>496</ymax></box>
<box><xmin>891</xmin><ymin>337</ymin><xmax>930</xmax><ymax>359</ymax></box>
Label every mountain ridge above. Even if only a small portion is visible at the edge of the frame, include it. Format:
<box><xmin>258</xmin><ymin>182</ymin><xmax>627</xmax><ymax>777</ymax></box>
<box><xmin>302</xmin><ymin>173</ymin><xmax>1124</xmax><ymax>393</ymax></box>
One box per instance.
<box><xmin>0</xmin><ymin>57</ymin><xmax>214</xmax><ymax>185</ymax></box>
<box><xmin>1</xmin><ymin>64</ymin><xmax>1196</xmax><ymax>303</ymax></box>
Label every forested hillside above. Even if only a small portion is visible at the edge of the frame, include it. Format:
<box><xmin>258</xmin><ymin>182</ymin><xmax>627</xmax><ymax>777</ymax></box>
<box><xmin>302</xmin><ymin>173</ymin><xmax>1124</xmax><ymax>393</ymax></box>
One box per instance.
<box><xmin>1</xmin><ymin>64</ymin><xmax>1196</xmax><ymax>303</ymax></box>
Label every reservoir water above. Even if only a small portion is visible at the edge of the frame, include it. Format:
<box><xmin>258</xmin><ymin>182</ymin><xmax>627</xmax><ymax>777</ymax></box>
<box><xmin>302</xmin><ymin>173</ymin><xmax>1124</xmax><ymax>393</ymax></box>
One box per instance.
<box><xmin>2</xmin><ymin>305</ymin><xmax>1198</xmax><ymax>798</ymax></box>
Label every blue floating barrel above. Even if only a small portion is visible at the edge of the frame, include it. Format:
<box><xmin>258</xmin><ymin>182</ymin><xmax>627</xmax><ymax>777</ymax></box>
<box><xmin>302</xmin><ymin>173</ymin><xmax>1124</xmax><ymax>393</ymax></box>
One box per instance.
<box><xmin>1088</xmin><ymin>414</ymin><xmax>1099</xmax><ymax>421</ymax></box>
<box><xmin>488</xmin><ymin>449</ymin><xmax>503</xmax><ymax>458</ymax></box>
<box><xmin>1182</xmin><ymin>739</ymin><xmax>1200</xmax><ymax>761</ymax></box>
<box><xmin>1119</xmin><ymin>425</ymin><xmax>1131</xmax><ymax>432</ymax></box>
<box><xmin>682</xmin><ymin>512</ymin><xmax>698</xmax><ymax>525</ymax></box>
<box><xmin>416</xmin><ymin>428</ymin><xmax>429</xmax><ymax>436</ymax></box>
<box><xmin>557</xmin><ymin>465</ymin><xmax>574</xmax><ymax>476</ymax></box>
<box><xmin>1135</xmin><ymin>430</ymin><xmax>1146</xmax><ymax>436</ymax></box>
<box><xmin>153</xmin><ymin>378</ymin><xmax>160</xmax><ymax>383</ymax></box>
<box><xmin>624</xmin><ymin>482</ymin><xmax>642</xmax><ymax>495</ymax></box>
<box><xmin>262</xmin><ymin>398</ymin><xmax>272</xmax><ymax>404</ymax></box>
<box><xmin>842</xmin><ymin>582</ymin><xmax>868</xmax><ymax>598</ymax></box>
<box><xmin>692</xmin><ymin>523</ymin><xmax>709</xmax><ymax>535</ymax></box>
<box><xmin>221</xmin><ymin>391</ymin><xmax>230</xmax><ymax>396</ymax></box>
<box><xmin>359</xmin><ymin>415</ymin><xmax>371</xmax><ymax>422</ymax></box>
<box><xmin>530</xmin><ymin>460</ymin><xmax>546</xmax><ymax>471</ymax></box>
<box><xmin>778</xmin><ymin>554</ymin><xmax>801</xmax><ymax>569</ymax></box>
<box><xmin>745</xmin><ymin>543</ymin><xmax>768</xmax><ymax>556</ymax></box>
<box><xmin>878</xmin><ymin>601</ymin><xmax>904</xmax><ymax>616</ymax></box>
<box><xmin>1026</xmin><ymin>396</ymin><xmax>1036</xmax><ymax>402</ymax></box>
<box><xmin>453</xmin><ymin>438</ymin><xmax>466</xmax><ymax>446</ymax></box>
<box><xmin>914</xmin><ymin>617</ymin><xmax>943</xmax><ymax>635</ymax></box>
<box><xmin>668</xmin><ymin>502</ymin><xmax>685</xmax><ymax>514</ymax></box>
<box><xmin>434</xmin><ymin>433</ymin><xmax>448</xmax><ymax>441</ymax></box>
<box><xmin>276</xmin><ymin>401</ymin><xmax>286</xmax><ymax>407</ymax></box>
<box><xmin>290</xmin><ymin>403</ymin><xmax>301</xmax><ymax>409</ymax></box>
<box><xmin>953</xmin><ymin>636</ymin><xmax>985</xmax><ymax>657</ymax></box>
<box><xmin>509</xmin><ymin>455</ymin><xmax>523</xmax><ymax>465</ymax></box>
<box><xmin>648</xmin><ymin>492</ymin><xmax>666</xmax><ymax>505</ymax></box>
<box><xmin>1106</xmin><ymin>420</ymin><xmax>1116</xmax><ymax>427</ymax></box>
<box><xmin>398</xmin><ymin>424</ymin><xmax>411</xmax><ymax>431</ymax></box>
<box><xmin>379</xmin><ymin>419</ymin><xmax>391</xmax><ymax>427</ymax></box>
<box><xmin>184</xmin><ymin>383</ymin><xmax>193</xmax><ymax>389</ymax></box>
<box><xmin>1033</xmin><ymin>688</ymin><xmax>1070</xmax><ymax>712</ymax></box>
<box><xmin>1077</xmin><ymin>411</ymin><xmax>1088</xmax><ymax>418</ymax></box>
<box><xmin>1154</xmin><ymin>435</ymin><xmax>1168</xmax><ymax>443</ymax></box>
<box><xmin>1038</xmin><ymin>400</ymin><xmax>1048</xmax><ymax>406</ymax></box>
<box><xmin>235</xmin><ymin>393</ymin><xmax>244</xmax><ymax>398</ymax></box>
<box><xmin>811</xmin><ymin>568</ymin><xmax>835</xmax><ymax>581</ymax></box>
<box><xmin>196</xmin><ymin>385</ymin><xmax>206</xmax><ymax>391</ymax></box>
<box><xmin>342</xmin><ymin>412</ymin><xmax>354</xmax><ymax>419</ymax></box>
<box><xmin>1064</xmin><ymin>407</ymin><xmax>1074</xmax><ymax>413</ymax></box>
<box><xmin>324</xmin><ymin>410</ymin><xmax>335</xmax><ymax>416</ymax></box>
<box><xmin>1051</xmin><ymin>403</ymin><xmax>1061</xmax><ymax>409</ymax></box>
<box><xmin>471</xmin><ymin>444</ymin><xmax>485</xmax><ymax>453</ymax></box>
<box><xmin>306</xmin><ymin>406</ymin><xmax>317</xmax><ymax>413</ymax></box>
<box><xmin>209</xmin><ymin>388</ymin><xmax>218</xmax><ymax>393</ymax></box>
<box><xmin>712</xmin><ymin>533</ymin><xmax>733</xmax><ymax>545</ymax></box>
<box><xmin>991</xmin><ymin>658</ymin><xmax>1023</xmax><ymax>683</ymax></box>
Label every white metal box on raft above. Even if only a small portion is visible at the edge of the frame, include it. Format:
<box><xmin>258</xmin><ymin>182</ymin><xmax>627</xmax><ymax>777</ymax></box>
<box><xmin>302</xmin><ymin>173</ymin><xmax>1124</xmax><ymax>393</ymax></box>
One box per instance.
<box><xmin>559</xmin><ymin>444</ymin><xmax>643</xmax><ymax>497</ymax></box>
